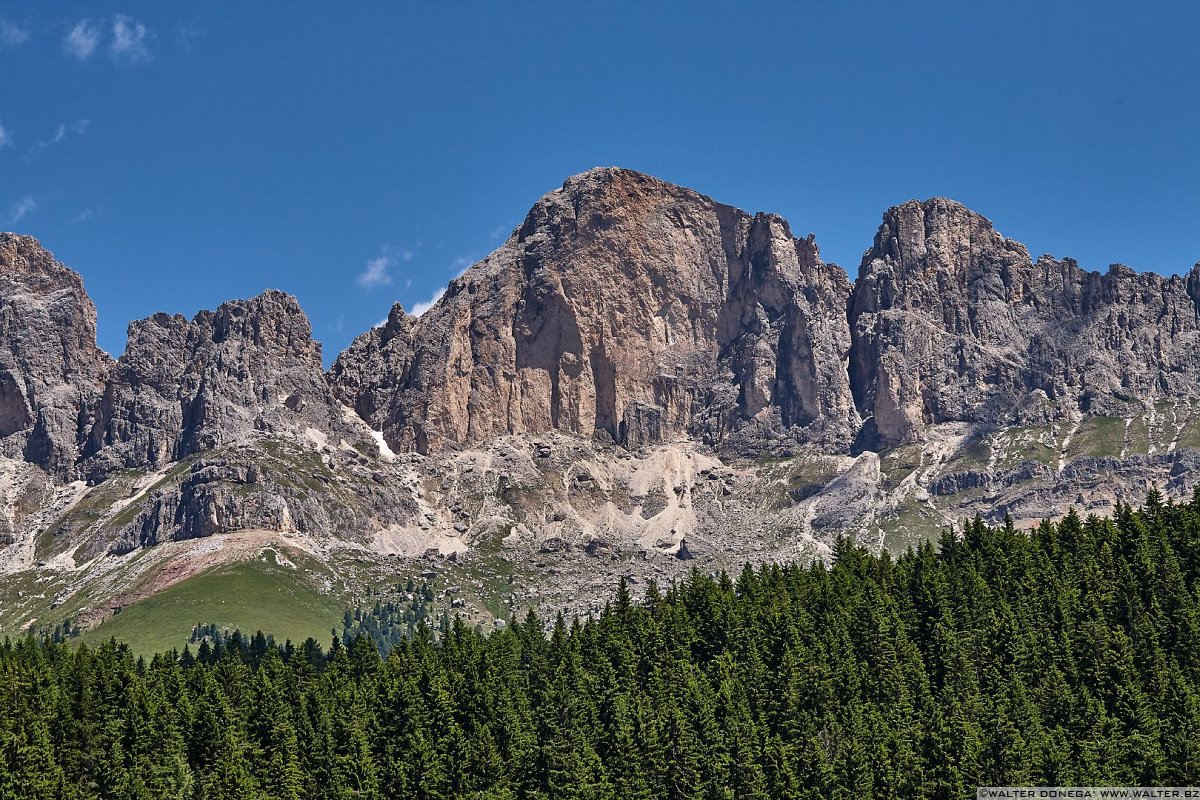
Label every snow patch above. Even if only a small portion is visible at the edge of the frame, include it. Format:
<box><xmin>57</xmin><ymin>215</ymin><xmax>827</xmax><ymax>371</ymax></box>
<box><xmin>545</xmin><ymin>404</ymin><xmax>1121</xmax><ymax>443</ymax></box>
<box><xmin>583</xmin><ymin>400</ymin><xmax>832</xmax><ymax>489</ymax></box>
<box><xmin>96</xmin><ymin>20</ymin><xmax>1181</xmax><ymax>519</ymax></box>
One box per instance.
<box><xmin>369</xmin><ymin>429</ymin><xmax>396</xmax><ymax>462</ymax></box>
<box><xmin>338</xmin><ymin>403</ymin><xmax>396</xmax><ymax>462</ymax></box>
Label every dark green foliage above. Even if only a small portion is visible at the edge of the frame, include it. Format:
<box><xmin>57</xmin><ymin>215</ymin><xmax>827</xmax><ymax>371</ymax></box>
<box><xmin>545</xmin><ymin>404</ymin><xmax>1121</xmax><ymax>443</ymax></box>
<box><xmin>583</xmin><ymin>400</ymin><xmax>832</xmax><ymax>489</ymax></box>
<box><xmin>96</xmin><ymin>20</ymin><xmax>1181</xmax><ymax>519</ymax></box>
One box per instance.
<box><xmin>3</xmin><ymin>493</ymin><xmax>1200</xmax><ymax>797</ymax></box>
<box><xmin>337</xmin><ymin>579</ymin><xmax>440</xmax><ymax>655</ymax></box>
<box><xmin>28</xmin><ymin>615</ymin><xmax>81</xmax><ymax>644</ymax></box>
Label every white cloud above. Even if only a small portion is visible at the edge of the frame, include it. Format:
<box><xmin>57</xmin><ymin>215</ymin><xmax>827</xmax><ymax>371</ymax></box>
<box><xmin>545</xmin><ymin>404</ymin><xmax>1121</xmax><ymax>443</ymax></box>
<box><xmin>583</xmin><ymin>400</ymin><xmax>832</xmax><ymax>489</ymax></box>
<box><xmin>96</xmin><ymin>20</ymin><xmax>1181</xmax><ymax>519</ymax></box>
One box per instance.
<box><xmin>72</xmin><ymin>119</ymin><xmax>91</xmax><ymax>135</ymax></box>
<box><xmin>64</xmin><ymin>17</ymin><xmax>153</xmax><ymax>62</ymax></box>
<box><xmin>392</xmin><ymin>254</ymin><xmax>474</xmax><ymax>317</ymax></box>
<box><xmin>8</xmin><ymin>195</ymin><xmax>37</xmax><ymax>225</ymax></box>
<box><xmin>72</xmin><ymin>209</ymin><xmax>95</xmax><ymax>224</ymax></box>
<box><xmin>0</xmin><ymin>17</ymin><xmax>30</xmax><ymax>47</ymax></box>
<box><xmin>64</xmin><ymin>19</ymin><xmax>100</xmax><ymax>60</ymax></box>
<box><xmin>356</xmin><ymin>245</ymin><xmax>413</xmax><ymax>290</ymax></box>
<box><xmin>110</xmin><ymin>15</ymin><xmax>151</xmax><ymax>62</ymax></box>
<box><xmin>0</xmin><ymin>121</ymin><xmax>10</xmax><ymax>149</ymax></box>
<box><xmin>357</xmin><ymin>255</ymin><xmax>393</xmax><ymax>289</ymax></box>
<box><xmin>409</xmin><ymin>288</ymin><xmax>445</xmax><ymax>317</ymax></box>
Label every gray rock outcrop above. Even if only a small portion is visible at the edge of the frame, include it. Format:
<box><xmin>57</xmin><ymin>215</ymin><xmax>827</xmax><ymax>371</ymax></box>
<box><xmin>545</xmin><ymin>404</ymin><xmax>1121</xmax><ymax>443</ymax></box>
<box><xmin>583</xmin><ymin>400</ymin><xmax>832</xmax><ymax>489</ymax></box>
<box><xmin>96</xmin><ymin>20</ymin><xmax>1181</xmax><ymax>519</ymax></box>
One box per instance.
<box><xmin>3</xmin><ymin>169</ymin><xmax>1200</xmax><ymax>586</ymax></box>
<box><xmin>849</xmin><ymin>198</ymin><xmax>1200</xmax><ymax>448</ymax></box>
<box><xmin>82</xmin><ymin>290</ymin><xmax>373</xmax><ymax>479</ymax></box>
<box><xmin>0</xmin><ymin>234</ymin><xmax>110</xmax><ymax>478</ymax></box>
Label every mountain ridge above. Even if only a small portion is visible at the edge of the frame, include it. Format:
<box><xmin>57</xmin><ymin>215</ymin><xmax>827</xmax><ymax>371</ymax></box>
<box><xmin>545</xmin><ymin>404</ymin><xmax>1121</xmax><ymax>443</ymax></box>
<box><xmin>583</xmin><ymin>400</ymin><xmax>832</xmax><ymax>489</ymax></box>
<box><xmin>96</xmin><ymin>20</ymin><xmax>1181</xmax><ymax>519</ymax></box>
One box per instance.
<box><xmin>5</xmin><ymin>167</ymin><xmax>1200</xmax><ymax>481</ymax></box>
<box><xmin>2</xmin><ymin>168</ymin><xmax>1199</xmax><ymax>641</ymax></box>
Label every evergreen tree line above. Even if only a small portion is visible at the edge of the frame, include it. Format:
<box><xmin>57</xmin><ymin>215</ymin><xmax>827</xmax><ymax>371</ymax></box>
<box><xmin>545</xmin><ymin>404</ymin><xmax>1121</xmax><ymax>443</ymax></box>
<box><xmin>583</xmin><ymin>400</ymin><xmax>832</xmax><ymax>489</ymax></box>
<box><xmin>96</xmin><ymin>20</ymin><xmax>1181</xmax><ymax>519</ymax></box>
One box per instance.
<box><xmin>191</xmin><ymin>578</ymin><xmax>441</xmax><ymax>659</ymax></box>
<box><xmin>337</xmin><ymin>581</ymin><xmax>440</xmax><ymax>655</ymax></box>
<box><xmin>2</xmin><ymin>490</ymin><xmax>1200</xmax><ymax>798</ymax></box>
<box><xmin>27</xmin><ymin>615</ymin><xmax>82</xmax><ymax>644</ymax></box>
<box><xmin>189</xmin><ymin>624</ymin><xmax>277</xmax><ymax>652</ymax></box>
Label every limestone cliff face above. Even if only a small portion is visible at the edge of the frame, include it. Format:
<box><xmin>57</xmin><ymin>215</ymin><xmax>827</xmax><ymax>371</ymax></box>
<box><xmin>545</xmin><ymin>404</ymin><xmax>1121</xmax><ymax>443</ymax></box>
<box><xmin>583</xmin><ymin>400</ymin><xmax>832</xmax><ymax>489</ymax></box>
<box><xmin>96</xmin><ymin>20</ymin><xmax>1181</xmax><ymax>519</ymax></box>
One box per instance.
<box><xmin>1020</xmin><ymin>259</ymin><xmax>1200</xmax><ymax>418</ymax></box>
<box><xmin>83</xmin><ymin>290</ymin><xmax>371</xmax><ymax>479</ymax></box>
<box><xmin>11</xmin><ymin>175</ymin><xmax>1190</xmax><ymax>484</ymax></box>
<box><xmin>331</xmin><ymin>167</ymin><xmax>861</xmax><ymax>456</ymax></box>
<box><xmin>848</xmin><ymin>199</ymin><xmax>1200</xmax><ymax>447</ymax></box>
<box><xmin>0</xmin><ymin>234</ymin><xmax>110</xmax><ymax>478</ymax></box>
<box><xmin>4</xmin><ymin>170</ymin><xmax>1200</xmax><ymax>578</ymax></box>
<box><xmin>326</xmin><ymin>303</ymin><xmax>417</xmax><ymax>442</ymax></box>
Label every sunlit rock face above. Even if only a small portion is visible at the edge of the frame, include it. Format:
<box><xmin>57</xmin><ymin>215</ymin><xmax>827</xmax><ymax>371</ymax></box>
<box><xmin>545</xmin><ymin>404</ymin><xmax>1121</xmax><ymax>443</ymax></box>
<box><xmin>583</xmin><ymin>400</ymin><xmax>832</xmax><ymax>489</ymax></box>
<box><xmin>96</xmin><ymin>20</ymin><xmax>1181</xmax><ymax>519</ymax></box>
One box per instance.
<box><xmin>331</xmin><ymin>167</ymin><xmax>860</xmax><ymax>457</ymax></box>
<box><xmin>4</xmin><ymin>170</ymin><xmax>1200</xmax><ymax>573</ymax></box>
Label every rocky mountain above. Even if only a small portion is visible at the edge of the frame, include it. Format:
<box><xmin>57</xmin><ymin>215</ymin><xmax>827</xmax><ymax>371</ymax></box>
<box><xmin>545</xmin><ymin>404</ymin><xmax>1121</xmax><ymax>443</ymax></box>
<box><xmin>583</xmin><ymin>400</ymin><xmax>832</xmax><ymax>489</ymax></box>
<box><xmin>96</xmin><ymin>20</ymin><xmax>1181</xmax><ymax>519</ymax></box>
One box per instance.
<box><xmin>850</xmin><ymin>198</ymin><xmax>1200</xmax><ymax>448</ymax></box>
<box><xmin>2</xmin><ymin>168</ymin><xmax>1199</xmax><ymax>640</ymax></box>
<box><xmin>330</xmin><ymin>168</ymin><xmax>859</xmax><ymax>456</ymax></box>
<box><xmin>82</xmin><ymin>290</ymin><xmax>374</xmax><ymax>479</ymax></box>
<box><xmin>0</xmin><ymin>233</ymin><xmax>110</xmax><ymax>478</ymax></box>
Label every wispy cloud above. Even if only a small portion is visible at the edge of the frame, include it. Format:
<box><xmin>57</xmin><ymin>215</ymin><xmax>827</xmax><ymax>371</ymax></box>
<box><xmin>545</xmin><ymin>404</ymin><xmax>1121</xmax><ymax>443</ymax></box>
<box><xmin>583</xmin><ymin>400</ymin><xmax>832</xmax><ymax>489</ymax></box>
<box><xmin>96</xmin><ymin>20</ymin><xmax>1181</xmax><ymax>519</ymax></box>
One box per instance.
<box><xmin>8</xmin><ymin>195</ymin><xmax>37</xmax><ymax>225</ymax></box>
<box><xmin>174</xmin><ymin>20</ymin><xmax>203</xmax><ymax>52</ymax></box>
<box><xmin>409</xmin><ymin>289</ymin><xmax>446</xmax><ymax>317</ymax></box>
<box><xmin>64</xmin><ymin>16</ymin><xmax>153</xmax><ymax>62</ymax></box>
<box><xmin>0</xmin><ymin>121</ymin><xmax>11</xmax><ymax>149</ymax></box>
<box><xmin>110</xmin><ymin>15</ymin><xmax>152</xmax><ymax>62</ymax></box>
<box><xmin>489</xmin><ymin>221</ymin><xmax>515</xmax><ymax>241</ymax></box>
<box><xmin>356</xmin><ymin>245</ymin><xmax>413</xmax><ymax>290</ymax></box>
<box><xmin>28</xmin><ymin>124</ymin><xmax>65</xmax><ymax>158</ymax></box>
<box><xmin>64</xmin><ymin>19</ymin><xmax>100</xmax><ymax>60</ymax></box>
<box><xmin>357</xmin><ymin>255</ymin><xmax>392</xmax><ymax>289</ymax></box>
<box><xmin>0</xmin><ymin>17</ymin><xmax>30</xmax><ymax>47</ymax></box>
<box><xmin>72</xmin><ymin>209</ymin><xmax>95</xmax><ymax>224</ymax></box>
<box><xmin>25</xmin><ymin>119</ymin><xmax>90</xmax><ymax>159</ymax></box>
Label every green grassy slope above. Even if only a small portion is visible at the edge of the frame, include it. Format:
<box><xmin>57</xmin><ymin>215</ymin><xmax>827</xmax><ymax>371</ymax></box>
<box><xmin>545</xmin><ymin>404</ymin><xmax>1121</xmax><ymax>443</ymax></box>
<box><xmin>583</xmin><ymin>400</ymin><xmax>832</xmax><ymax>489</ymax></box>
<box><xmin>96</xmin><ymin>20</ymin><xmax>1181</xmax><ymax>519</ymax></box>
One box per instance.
<box><xmin>78</xmin><ymin>555</ymin><xmax>344</xmax><ymax>655</ymax></box>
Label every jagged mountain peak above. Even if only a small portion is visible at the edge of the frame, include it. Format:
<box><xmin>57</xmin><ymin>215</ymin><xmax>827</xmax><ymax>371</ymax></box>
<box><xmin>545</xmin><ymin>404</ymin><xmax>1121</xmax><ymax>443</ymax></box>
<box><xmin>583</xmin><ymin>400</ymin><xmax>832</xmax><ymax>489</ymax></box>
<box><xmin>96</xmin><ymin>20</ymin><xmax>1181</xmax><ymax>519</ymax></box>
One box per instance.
<box><xmin>373</xmin><ymin>301</ymin><xmax>415</xmax><ymax>340</ymax></box>
<box><xmin>514</xmin><ymin>166</ymin><xmax>728</xmax><ymax>252</ymax></box>
<box><xmin>521</xmin><ymin>168</ymin><xmax>839</xmax><ymax>301</ymax></box>
<box><xmin>0</xmin><ymin>232</ymin><xmax>93</xmax><ymax>295</ymax></box>
<box><xmin>553</xmin><ymin>165</ymin><xmax>692</xmax><ymax>197</ymax></box>
<box><xmin>128</xmin><ymin>289</ymin><xmax>316</xmax><ymax>350</ymax></box>
<box><xmin>333</xmin><ymin>166</ymin><xmax>858</xmax><ymax>456</ymax></box>
<box><xmin>209</xmin><ymin>290</ymin><xmax>321</xmax><ymax>358</ymax></box>
<box><xmin>4</xmin><ymin>175</ymin><xmax>1200</xmax><ymax>638</ymax></box>
<box><xmin>861</xmin><ymin>196</ymin><xmax>1031</xmax><ymax>283</ymax></box>
<box><xmin>849</xmin><ymin>192</ymin><xmax>1200</xmax><ymax>447</ymax></box>
<box><xmin>85</xmin><ymin>288</ymin><xmax>366</xmax><ymax>478</ymax></box>
<box><xmin>0</xmin><ymin>231</ymin><xmax>110</xmax><ymax>477</ymax></box>
<box><xmin>5</xmin><ymin>173</ymin><xmax>1200</xmax><ymax>477</ymax></box>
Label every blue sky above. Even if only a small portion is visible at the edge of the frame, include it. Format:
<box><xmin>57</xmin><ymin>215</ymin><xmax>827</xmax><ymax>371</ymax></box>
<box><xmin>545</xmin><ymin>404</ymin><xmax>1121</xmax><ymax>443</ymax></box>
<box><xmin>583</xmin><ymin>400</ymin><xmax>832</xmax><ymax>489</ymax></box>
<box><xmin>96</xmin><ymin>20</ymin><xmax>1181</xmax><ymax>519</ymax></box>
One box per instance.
<box><xmin>2</xmin><ymin>2</ymin><xmax>1198</xmax><ymax>364</ymax></box>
